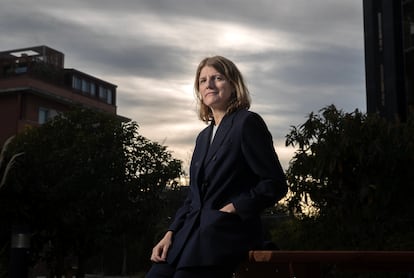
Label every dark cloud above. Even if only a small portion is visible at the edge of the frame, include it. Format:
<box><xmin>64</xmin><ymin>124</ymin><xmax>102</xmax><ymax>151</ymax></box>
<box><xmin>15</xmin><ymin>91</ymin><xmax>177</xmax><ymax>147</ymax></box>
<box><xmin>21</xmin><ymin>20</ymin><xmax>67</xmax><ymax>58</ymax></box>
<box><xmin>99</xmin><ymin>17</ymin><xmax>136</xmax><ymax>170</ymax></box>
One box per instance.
<box><xmin>117</xmin><ymin>92</ymin><xmax>195</xmax><ymax>125</ymax></box>
<box><xmin>83</xmin><ymin>46</ymin><xmax>191</xmax><ymax>79</ymax></box>
<box><xmin>275</xmin><ymin>48</ymin><xmax>364</xmax><ymax>88</ymax></box>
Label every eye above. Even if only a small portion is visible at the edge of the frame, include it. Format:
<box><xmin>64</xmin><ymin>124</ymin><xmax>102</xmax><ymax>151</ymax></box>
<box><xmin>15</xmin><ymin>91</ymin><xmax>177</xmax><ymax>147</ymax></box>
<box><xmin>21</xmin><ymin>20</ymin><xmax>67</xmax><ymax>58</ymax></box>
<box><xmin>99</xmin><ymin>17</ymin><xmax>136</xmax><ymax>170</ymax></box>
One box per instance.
<box><xmin>199</xmin><ymin>78</ymin><xmax>206</xmax><ymax>84</ymax></box>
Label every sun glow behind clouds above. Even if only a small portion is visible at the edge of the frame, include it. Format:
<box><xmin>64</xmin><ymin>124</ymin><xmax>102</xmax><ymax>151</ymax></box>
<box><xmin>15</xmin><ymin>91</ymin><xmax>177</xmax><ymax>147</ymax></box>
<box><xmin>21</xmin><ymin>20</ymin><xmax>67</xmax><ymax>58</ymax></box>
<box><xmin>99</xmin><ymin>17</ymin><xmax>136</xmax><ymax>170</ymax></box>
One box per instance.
<box><xmin>218</xmin><ymin>23</ymin><xmax>301</xmax><ymax>52</ymax></box>
<box><xmin>129</xmin><ymin>15</ymin><xmax>302</xmax><ymax>53</ymax></box>
<box><xmin>48</xmin><ymin>6</ymin><xmax>301</xmax><ymax>54</ymax></box>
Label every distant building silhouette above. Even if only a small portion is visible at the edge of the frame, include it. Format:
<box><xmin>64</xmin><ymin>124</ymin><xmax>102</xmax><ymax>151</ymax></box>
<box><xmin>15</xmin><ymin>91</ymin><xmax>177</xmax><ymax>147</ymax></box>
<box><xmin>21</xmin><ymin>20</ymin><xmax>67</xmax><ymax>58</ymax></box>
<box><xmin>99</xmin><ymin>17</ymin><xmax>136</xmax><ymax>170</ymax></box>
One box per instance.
<box><xmin>0</xmin><ymin>45</ymin><xmax>128</xmax><ymax>145</ymax></box>
<box><xmin>363</xmin><ymin>0</ymin><xmax>414</xmax><ymax>121</ymax></box>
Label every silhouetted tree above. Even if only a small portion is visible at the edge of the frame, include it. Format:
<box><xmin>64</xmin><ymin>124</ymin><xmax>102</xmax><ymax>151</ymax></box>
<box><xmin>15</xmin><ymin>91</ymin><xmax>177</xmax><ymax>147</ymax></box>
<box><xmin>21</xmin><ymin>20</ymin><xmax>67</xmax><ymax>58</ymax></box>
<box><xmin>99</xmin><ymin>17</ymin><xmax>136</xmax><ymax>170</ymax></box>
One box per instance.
<box><xmin>280</xmin><ymin>105</ymin><xmax>414</xmax><ymax>250</ymax></box>
<box><xmin>1</xmin><ymin>108</ymin><xmax>182</xmax><ymax>277</ymax></box>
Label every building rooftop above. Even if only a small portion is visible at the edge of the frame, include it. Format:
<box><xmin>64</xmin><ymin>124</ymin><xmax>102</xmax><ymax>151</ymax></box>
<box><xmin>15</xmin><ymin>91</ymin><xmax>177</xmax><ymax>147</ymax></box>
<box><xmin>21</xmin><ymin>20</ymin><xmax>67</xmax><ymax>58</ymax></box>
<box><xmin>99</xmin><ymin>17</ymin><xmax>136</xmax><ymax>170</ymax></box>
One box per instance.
<box><xmin>0</xmin><ymin>45</ymin><xmax>64</xmax><ymax>70</ymax></box>
<box><xmin>0</xmin><ymin>45</ymin><xmax>124</xmax><ymax>117</ymax></box>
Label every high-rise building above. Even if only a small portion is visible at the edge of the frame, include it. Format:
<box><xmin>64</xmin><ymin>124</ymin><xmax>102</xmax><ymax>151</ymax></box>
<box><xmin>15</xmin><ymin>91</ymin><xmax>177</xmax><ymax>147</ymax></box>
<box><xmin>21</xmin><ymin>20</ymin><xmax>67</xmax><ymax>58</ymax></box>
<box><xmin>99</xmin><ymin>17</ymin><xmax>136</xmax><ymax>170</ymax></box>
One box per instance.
<box><xmin>0</xmin><ymin>45</ymin><xmax>127</xmax><ymax>144</ymax></box>
<box><xmin>363</xmin><ymin>0</ymin><xmax>414</xmax><ymax>121</ymax></box>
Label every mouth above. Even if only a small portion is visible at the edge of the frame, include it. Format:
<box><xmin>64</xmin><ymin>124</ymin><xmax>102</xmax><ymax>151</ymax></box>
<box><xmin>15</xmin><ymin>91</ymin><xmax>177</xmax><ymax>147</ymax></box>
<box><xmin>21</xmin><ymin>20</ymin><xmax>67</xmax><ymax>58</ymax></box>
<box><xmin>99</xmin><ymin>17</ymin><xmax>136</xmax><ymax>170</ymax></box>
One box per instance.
<box><xmin>205</xmin><ymin>91</ymin><xmax>217</xmax><ymax>97</ymax></box>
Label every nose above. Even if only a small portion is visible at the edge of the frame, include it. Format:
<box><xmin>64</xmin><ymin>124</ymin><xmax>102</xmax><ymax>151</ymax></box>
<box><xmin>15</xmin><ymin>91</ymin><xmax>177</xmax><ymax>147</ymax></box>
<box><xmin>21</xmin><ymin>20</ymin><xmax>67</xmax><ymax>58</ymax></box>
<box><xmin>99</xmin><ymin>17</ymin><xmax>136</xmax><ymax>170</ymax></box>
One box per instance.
<box><xmin>206</xmin><ymin>77</ymin><xmax>215</xmax><ymax>89</ymax></box>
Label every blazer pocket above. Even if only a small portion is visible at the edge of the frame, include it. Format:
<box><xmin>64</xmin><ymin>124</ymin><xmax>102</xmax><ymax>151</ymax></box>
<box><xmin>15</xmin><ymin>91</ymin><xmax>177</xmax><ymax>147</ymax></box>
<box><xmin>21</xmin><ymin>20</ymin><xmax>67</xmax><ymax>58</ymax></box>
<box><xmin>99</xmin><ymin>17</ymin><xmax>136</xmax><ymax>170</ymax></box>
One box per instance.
<box><xmin>200</xmin><ymin>209</ymin><xmax>249</xmax><ymax>259</ymax></box>
<box><xmin>216</xmin><ymin>209</ymin><xmax>241</xmax><ymax>220</ymax></box>
<box><xmin>200</xmin><ymin>209</ymin><xmax>242</xmax><ymax>234</ymax></box>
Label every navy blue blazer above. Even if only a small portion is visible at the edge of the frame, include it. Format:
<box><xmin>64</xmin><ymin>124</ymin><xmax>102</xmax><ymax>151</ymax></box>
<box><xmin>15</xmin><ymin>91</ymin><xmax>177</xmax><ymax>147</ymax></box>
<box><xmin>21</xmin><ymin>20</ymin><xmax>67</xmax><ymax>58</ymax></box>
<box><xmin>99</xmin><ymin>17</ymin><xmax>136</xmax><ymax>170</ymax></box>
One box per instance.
<box><xmin>167</xmin><ymin>109</ymin><xmax>287</xmax><ymax>268</ymax></box>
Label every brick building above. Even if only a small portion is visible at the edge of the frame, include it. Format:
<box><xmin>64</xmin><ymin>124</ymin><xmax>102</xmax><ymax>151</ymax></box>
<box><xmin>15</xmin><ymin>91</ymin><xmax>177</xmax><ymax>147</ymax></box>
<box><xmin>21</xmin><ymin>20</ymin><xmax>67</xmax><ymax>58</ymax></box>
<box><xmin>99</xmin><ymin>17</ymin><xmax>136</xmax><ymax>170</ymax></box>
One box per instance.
<box><xmin>0</xmin><ymin>45</ymin><xmax>127</xmax><ymax>145</ymax></box>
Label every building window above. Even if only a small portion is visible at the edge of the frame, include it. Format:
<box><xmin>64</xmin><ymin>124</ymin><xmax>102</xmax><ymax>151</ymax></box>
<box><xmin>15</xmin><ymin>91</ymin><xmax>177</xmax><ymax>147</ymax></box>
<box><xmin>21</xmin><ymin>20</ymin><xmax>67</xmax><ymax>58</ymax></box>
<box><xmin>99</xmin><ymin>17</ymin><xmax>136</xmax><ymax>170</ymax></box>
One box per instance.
<box><xmin>72</xmin><ymin>76</ymin><xmax>81</xmax><ymax>90</ymax></box>
<box><xmin>38</xmin><ymin>108</ymin><xmax>58</xmax><ymax>124</ymax></box>
<box><xmin>38</xmin><ymin>108</ymin><xmax>49</xmax><ymax>124</ymax></box>
<box><xmin>98</xmin><ymin>86</ymin><xmax>114</xmax><ymax>104</ymax></box>
<box><xmin>99</xmin><ymin>86</ymin><xmax>107</xmax><ymax>100</ymax></box>
<box><xmin>81</xmin><ymin>79</ymin><xmax>90</xmax><ymax>94</ymax></box>
<box><xmin>90</xmin><ymin>83</ymin><xmax>96</xmax><ymax>96</ymax></box>
<box><xmin>15</xmin><ymin>66</ymin><xmax>28</xmax><ymax>74</ymax></box>
<box><xmin>107</xmin><ymin>89</ymin><xmax>113</xmax><ymax>104</ymax></box>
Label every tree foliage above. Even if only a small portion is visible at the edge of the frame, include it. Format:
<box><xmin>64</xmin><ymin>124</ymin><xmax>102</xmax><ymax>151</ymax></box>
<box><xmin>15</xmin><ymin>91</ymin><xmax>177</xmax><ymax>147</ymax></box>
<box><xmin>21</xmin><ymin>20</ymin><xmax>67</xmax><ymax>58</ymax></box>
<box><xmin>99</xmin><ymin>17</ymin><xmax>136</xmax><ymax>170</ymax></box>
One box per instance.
<box><xmin>0</xmin><ymin>108</ymin><xmax>182</xmax><ymax>276</ymax></box>
<box><xmin>280</xmin><ymin>105</ymin><xmax>414</xmax><ymax>250</ymax></box>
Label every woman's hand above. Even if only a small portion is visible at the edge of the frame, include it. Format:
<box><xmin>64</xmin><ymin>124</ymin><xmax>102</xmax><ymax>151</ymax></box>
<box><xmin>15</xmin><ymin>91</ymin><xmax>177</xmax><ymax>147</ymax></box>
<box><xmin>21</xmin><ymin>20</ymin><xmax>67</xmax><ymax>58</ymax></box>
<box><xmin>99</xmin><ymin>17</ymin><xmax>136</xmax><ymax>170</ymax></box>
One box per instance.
<box><xmin>150</xmin><ymin>231</ymin><xmax>173</xmax><ymax>262</ymax></box>
<box><xmin>219</xmin><ymin>203</ymin><xmax>236</xmax><ymax>214</ymax></box>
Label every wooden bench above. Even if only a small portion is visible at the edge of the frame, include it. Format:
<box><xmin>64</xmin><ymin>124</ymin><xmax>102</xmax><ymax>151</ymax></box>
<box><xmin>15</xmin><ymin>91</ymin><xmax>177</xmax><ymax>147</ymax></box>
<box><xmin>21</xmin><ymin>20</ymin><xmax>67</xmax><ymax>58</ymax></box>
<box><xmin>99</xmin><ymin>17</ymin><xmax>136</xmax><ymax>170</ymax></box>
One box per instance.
<box><xmin>234</xmin><ymin>251</ymin><xmax>414</xmax><ymax>277</ymax></box>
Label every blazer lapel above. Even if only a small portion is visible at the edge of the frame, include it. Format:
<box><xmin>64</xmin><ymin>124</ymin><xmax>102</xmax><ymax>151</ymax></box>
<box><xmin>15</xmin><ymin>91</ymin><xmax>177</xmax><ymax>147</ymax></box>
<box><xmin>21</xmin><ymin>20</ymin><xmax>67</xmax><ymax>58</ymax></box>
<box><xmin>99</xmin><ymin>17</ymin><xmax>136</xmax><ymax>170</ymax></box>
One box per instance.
<box><xmin>193</xmin><ymin>124</ymin><xmax>212</xmax><ymax>184</ymax></box>
<box><xmin>204</xmin><ymin>113</ymin><xmax>235</xmax><ymax>166</ymax></box>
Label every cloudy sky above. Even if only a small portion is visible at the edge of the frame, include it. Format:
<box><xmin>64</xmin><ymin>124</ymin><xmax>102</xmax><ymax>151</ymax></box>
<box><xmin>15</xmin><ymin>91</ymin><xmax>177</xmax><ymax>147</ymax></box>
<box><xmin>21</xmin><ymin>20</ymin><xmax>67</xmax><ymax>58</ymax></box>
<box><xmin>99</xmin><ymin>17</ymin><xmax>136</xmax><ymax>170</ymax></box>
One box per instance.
<box><xmin>1</xmin><ymin>0</ymin><xmax>366</xmax><ymax>171</ymax></box>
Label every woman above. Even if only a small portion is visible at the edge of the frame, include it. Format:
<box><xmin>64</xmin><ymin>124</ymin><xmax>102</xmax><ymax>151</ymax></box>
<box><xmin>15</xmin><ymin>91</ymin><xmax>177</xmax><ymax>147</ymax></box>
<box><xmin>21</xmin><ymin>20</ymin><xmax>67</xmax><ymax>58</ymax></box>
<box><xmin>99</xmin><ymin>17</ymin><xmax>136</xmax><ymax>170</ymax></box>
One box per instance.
<box><xmin>146</xmin><ymin>56</ymin><xmax>287</xmax><ymax>278</ymax></box>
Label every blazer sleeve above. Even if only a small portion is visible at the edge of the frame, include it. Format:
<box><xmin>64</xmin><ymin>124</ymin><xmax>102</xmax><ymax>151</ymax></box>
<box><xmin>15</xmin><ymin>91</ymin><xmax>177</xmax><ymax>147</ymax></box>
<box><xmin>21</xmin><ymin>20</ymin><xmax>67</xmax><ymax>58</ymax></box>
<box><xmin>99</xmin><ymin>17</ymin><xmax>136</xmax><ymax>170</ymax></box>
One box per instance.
<box><xmin>168</xmin><ymin>189</ymin><xmax>191</xmax><ymax>232</ymax></box>
<box><xmin>232</xmin><ymin>112</ymin><xmax>288</xmax><ymax>220</ymax></box>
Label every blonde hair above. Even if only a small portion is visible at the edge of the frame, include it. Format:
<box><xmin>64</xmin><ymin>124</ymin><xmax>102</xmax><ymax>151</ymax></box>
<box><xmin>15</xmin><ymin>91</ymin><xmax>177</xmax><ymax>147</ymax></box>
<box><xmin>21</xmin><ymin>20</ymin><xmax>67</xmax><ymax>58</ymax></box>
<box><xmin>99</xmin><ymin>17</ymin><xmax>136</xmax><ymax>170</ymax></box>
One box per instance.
<box><xmin>194</xmin><ymin>56</ymin><xmax>251</xmax><ymax>123</ymax></box>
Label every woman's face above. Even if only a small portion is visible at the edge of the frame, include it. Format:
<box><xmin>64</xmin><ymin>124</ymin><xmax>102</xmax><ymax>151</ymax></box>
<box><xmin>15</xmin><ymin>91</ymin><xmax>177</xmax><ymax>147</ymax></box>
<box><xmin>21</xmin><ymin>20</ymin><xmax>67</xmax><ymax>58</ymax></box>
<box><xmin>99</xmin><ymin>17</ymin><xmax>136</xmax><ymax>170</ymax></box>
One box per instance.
<box><xmin>198</xmin><ymin>66</ymin><xmax>233</xmax><ymax>112</ymax></box>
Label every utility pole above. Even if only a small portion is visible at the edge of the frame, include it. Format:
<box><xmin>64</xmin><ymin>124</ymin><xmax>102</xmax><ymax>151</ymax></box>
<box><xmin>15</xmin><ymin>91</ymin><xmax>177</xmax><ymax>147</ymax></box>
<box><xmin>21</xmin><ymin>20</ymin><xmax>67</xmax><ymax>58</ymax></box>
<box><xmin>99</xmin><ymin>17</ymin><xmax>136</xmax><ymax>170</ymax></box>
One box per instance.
<box><xmin>9</xmin><ymin>224</ymin><xmax>30</xmax><ymax>278</ymax></box>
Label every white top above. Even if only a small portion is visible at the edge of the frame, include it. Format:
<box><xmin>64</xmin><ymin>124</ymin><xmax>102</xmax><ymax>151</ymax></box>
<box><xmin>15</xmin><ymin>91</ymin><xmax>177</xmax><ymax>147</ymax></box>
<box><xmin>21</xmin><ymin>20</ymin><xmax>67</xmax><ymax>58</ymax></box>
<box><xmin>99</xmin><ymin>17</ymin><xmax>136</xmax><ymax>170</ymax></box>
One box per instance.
<box><xmin>210</xmin><ymin>124</ymin><xmax>218</xmax><ymax>144</ymax></box>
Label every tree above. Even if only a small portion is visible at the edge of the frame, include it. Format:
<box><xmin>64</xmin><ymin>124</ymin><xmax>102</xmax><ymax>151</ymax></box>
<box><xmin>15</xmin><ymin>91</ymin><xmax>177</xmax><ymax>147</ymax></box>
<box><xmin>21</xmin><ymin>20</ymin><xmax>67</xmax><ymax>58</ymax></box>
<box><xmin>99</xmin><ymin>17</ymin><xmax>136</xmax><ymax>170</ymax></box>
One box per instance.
<box><xmin>0</xmin><ymin>137</ymin><xmax>24</xmax><ymax>278</ymax></box>
<box><xmin>282</xmin><ymin>105</ymin><xmax>414</xmax><ymax>250</ymax></box>
<box><xmin>1</xmin><ymin>108</ymin><xmax>182</xmax><ymax>277</ymax></box>
<box><xmin>0</xmin><ymin>136</ymin><xmax>23</xmax><ymax>191</ymax></box>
